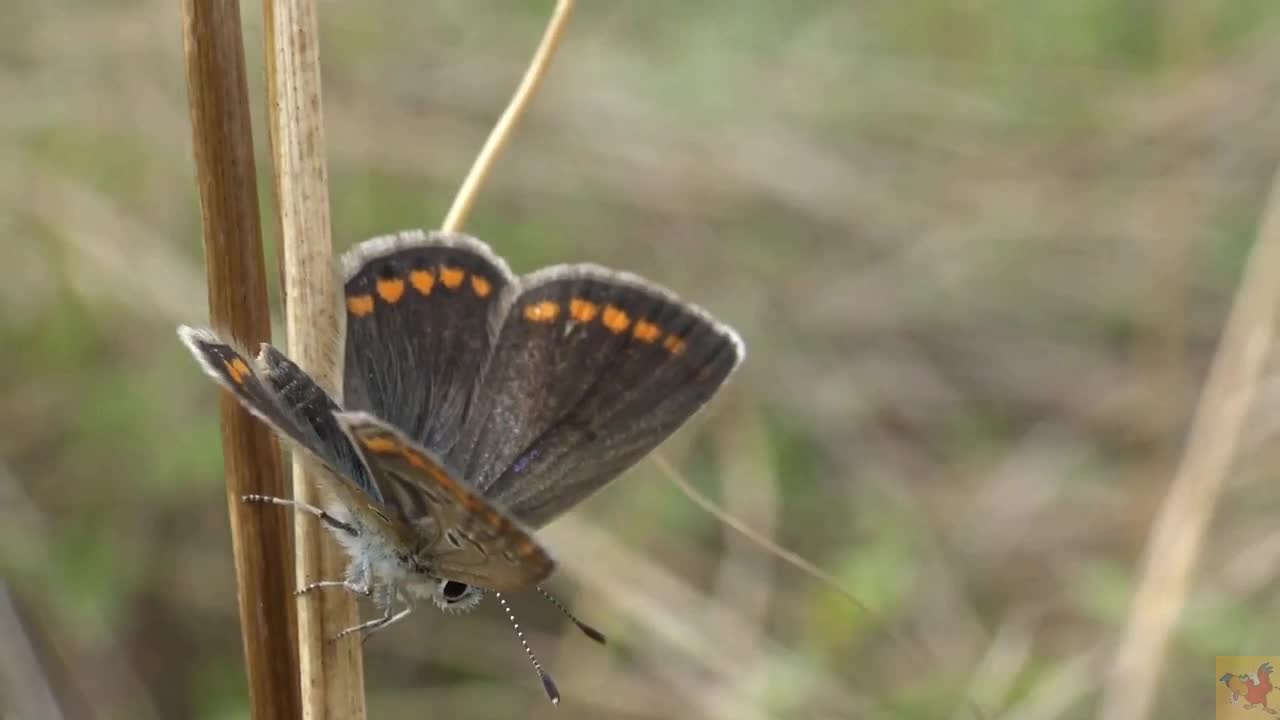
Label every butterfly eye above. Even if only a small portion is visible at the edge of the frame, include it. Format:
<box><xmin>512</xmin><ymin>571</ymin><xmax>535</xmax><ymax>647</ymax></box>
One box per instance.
<box><xmin>441</xmin><ymin>581</ymin><xmax>469</xmax><ymax>600</ymax></box>
<box><xmin>432</xmin><ymin>579</ymin><xmax>484</xmax><ymax>613</ymax></box>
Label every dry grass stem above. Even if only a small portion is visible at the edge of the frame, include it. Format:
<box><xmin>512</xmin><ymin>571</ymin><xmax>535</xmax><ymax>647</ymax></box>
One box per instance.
<box><xmin>180</xmin><ymin>1</ymin><xmax>302</xmax><ymax>715</ymax></box>
<box><xmin>441</xmin><ymin>0</ymin><xmax>576</xmax><ymax>233</ymax></box>
<box><xmin>652</xmin><ymin>453</ymin><xmax>872</xmax><ymax>617</ymax></box>
<box><xmin>1098</xmin><ymin>161</ymin><xmax>1280</xmax><ymax>720</ymax></box>
<box><xmin>261</xmin><ymin>0</ymin><xmax>366</xmax><ymax>716</ymax></box>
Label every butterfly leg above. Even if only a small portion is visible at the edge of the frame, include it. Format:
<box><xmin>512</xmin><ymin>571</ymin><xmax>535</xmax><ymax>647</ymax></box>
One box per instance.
<box><xmin>295</xmin><ymin>579</ymin><xmax>372</xmax><ymax>597</ymax></box>
<box><xmin>242</xmin><ymin>493</ymin><xmax>357</xmax><ymax>536</ymax></box>
<box><xmin>297</xmin><ymin>557</ymin><xmax>373</xmax><ymax>598</ymax></box>
<box><xmin>333</xmin><ymin>594</ymin><xmax>414</xmax><ymax>642</ymax></box>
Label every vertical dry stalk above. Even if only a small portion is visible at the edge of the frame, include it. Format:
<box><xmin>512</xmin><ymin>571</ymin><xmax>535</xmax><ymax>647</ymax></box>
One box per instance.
<box><xmin>1098</xmin><ymin>166</ymin><xmax>1280</xmax><ymax>720</ymax></box>
<box><xmin>180</xmin><ymin>1</ymin><xmax>302</xmax><ymax>717</ymax></box>
<box><xmin>262</xmin><ymin>0</ymin><xmax>366</xmax><ymax>717</ymax></box>
<box><xmin>442</xmin><ymin>0</ymin><xmax>575</xmax><ymax>233</ymax></box>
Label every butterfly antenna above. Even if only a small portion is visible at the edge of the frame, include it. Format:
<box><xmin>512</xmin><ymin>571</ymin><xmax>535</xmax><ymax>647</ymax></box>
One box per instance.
<box><xmin>495</xmin><ymin>592</ymin><xmax>560</xmax><ymax>705</ymax></box>
<box><xmin>537</xmin><ymin>586</ymin><xmax>606</xmax><ymax>644</ymax></box>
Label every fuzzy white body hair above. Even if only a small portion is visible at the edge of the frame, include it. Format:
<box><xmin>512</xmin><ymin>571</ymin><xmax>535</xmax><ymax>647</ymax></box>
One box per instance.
<box><xmin>320</xmin><ymin>493</ymin><xmax>484</xmax><ymax>613</ymax></box>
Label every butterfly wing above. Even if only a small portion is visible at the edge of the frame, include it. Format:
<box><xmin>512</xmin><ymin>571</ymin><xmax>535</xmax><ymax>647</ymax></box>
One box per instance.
<box><xmin>335</xmin><ymin>411</ymin><xmax>555</xmax><ymax>591</ymax></box>
<box><xmin>340</xmin><ymin>230</ymin><xmax>514</xmax><ymax>458</ymax></box>
<box><xmin>452</xmin><ymin>266</ymin><xmax>744</xmax><ymax>528</ymax></box>
<box><xmin>177</xmin><ymin>325</ymin><xmax>379</xmax><ymax>501</ymax></box>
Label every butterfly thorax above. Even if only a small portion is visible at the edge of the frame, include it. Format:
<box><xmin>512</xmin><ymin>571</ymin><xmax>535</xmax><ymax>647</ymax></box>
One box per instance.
<box><xmin>325</xmin><ymin>499</ymin><xmax>485</xmax><ymax>613</ymax></box>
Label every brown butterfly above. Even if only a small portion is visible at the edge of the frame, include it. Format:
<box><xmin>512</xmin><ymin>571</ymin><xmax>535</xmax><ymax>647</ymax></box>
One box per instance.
<box><xmin>180</xmin><ymin>229</ymin><xmax>743</xmax><ymax>701</ymax></box>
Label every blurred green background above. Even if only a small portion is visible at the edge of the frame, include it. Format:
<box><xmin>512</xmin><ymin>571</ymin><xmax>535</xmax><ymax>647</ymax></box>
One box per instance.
<box><xmin>3</xmin><ymin>1</ymin><xmax>1280</xmax><ymax>718</ymax></box>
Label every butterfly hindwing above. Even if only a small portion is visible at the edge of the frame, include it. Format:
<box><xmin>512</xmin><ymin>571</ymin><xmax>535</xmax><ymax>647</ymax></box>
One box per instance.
<box><xmin>453</xmin><ymin>265</ymin><xmax>744</xmax><ymax>528</ymax></box>
<box><xmin>340</xmin><ymin>230</ymin><xmax>514</xmax><ymax>459</ymax></box>
<box><xmin>256</xmin><ymin>343</ymin><xmax>379</xmax><ymax>501</ymax></box>
<box><xmin>335</xmin><ymin>411</ymin><xmax>555</xmax><ymax>592</ymax></box>
<box><xmin>177</xmin><ymin>326</ymin><xmax>379</xmax><ymax>500</ymax></box>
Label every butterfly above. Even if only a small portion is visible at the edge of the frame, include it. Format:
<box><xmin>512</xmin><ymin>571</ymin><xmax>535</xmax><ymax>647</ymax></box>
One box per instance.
<box><xmin>179</xmin><ymin>229</ymin><xmax>744</xmax><ymax>701</ymax></box>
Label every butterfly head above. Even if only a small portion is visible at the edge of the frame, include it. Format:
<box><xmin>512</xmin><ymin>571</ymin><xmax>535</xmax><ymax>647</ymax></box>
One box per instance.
<box><xmin>405</xmin><ymin>574</ymin><xmax>484</xmax><ymax>613</ymax></box>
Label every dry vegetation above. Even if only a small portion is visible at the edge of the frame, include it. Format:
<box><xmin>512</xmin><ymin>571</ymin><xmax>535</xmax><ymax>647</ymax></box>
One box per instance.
<box><xmin>2</xmin><ymin>1</ymin><xmax>1280</xmax><ymax>718</ymax></box>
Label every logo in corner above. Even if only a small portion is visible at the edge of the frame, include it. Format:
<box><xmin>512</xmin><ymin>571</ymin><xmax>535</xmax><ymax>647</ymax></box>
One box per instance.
<box><xmin>1218</xmin><ymin>657</ymin><xmax>1279</xmax><ymax>717</ymax></box>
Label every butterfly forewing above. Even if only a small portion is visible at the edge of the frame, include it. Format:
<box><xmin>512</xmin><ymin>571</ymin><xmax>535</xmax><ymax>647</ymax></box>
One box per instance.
<box><xmin>453</xmin><ymin>266</ymin><xmax>744</xmax><ymax>528</ymax></box>
<box><xmin>335</xmin><ymin>411</ymin><xmax>555</xmax><ymax>592</ymax></box>
<box><xmin>340</xmin><ymin>231</ymin><xmax>514</xmax><ymax>459</ymax></box>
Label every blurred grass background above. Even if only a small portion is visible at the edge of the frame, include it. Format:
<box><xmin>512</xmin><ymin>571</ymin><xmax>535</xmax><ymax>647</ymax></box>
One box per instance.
<box><xmin>3</xmin><ymin>1</ymin><xmax>1280</xmax><ymax>718</ymax></box>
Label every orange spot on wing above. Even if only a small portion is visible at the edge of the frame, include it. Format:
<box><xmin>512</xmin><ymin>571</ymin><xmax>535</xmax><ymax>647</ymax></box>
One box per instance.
<box><xmin>663</xmin><ymin>335</ymin><xmax>687</xmax><ymax>355</ymax></box>
<box><xmin>440</xmin><ymin>266</ymin><xmax>465</xmax><ymax>289</ymax></box>
<box><xmin>223</xmin><ymin>357</ymin><xmax>251</xmax><ymax>384</ymax></box>
<box><xmin>347</xmin><ymin>294</ymin><xmax>375</xmax><ymax>317</ymax></box>
<box><xmin>402</xmin><ymin>449</ymin><xmax>428</xmax><ymax>469</ymax></box>
<box><xmin>470</xmin><ymin>275</ymin><xmax>492</xmax><ymax>298</ymax></box>
<box><xmin>633</xmin><ymin>320</ymin><xmax>662</xmax><ymax>343</ymax></box>
<box><xmin>376</xmin><ymin>277</ymin><xmax>405</xmax><ymax>304</ymax></box>
<box><xmin>601</xmin><ymin>305</ymin><xmax>631</xmax><ymax>334</ymax></box>
<box><xmin>569</xmin><ymin>298</ymin><xmax>598</xmax><ymax>323</ymax></box>
<box><xmin>409</xmin><ymin>269</ymin><xmax>435</xmax><ymax>295</ymax></box>
<box><xmin>362</xmin><ymin>436</ymin><xmax>400</xmax><ymax>454</ymax></box>
<box><xmin>523</xmin><ymin>300</ymin><xmax>560</xmax><ymax>323</ymax></box>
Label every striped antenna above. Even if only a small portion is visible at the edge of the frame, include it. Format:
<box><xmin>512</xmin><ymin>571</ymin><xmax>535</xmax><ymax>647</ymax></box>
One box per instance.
<box><xmin>537</xmin><ymin>586</ymin><xmax>606</xmax><ymax>644</ymax></box>
<box><xmin>495</xmin><ymin>592</ymin><xmax>560</xmax><ymax>705</ymax></box>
